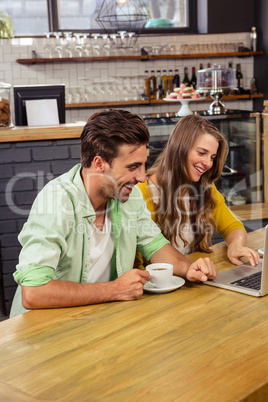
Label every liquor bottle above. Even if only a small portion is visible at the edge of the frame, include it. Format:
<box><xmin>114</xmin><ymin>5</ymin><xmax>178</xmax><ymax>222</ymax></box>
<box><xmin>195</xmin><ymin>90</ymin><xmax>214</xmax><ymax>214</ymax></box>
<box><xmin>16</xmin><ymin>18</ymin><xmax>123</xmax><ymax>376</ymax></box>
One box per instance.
<box><xmin>199</xmin><ymin>63</ymin><xmax>203</xmax><ymax>70</ymax></box>
<box><xmin>149</xmin><ymin>70</ymin><xmax>156</xmax><ymax>99</ymax></box>
<box><xmin>182</xmin><ymin>67</ymin><xmax>190</xmax><ymax>86</ymax></box>
<box><xmin>168</xmin><ymin>69</ymin><xmax>174</xmax><ymax>92</ymax></box>
<box><xmin>144</xmin><ymin>70</ymin><xmax>150</xmax><ymax>99</ymax></box>
<box><xmin>156</xmin><ymin>70</ymin><xmax>162</xmax><ymax>99</ymax></box>
<box><xmin>250</xmin><ymin>76</ymin><xmax>258</xmax><ymax>94</ymax></box>
<box><xmin>236</xmin><ymin>64</ymin><xmax>243</xmax><ymax>94</ymax></box>
<box><xmin>173</xmin><ymin>69</ymin><xmax>180</xmax><ymax>88</ymax></box>
<box><xmin>250</xmin><ymin>27</ymin><xmax>257</xmax><ymax>52</ymax></box>
<box><xmin>190</xmin><ymin>67</ymin><xmax>197</xmax><ymax>89</ymax></box>
<box><xmin>161</xmin><ymin>70</ymin><xmax>168</xmax><ymax>97</ymax></box>
<box><xmin>226</xmin><ymin>62</ymin><xmax>234</xmax><ymax>95</ymax></box>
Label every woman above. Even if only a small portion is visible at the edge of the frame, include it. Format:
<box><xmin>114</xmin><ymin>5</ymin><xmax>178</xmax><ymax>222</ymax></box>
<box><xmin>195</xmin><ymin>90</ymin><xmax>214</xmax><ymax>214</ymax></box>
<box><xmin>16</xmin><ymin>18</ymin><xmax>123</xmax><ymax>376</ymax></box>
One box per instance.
<box><xmin>138</xmin><ymin>114</ymin><xmax>259</xmax><ymax>267</ymax></box>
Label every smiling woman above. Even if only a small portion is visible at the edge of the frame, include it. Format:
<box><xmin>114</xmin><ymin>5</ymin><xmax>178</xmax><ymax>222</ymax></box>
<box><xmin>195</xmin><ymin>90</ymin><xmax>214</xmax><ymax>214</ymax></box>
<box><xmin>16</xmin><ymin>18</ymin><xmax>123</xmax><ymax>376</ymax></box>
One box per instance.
<box><xmin>135</xmin><ymin>114</ymin><xmax>259</xmax><ymax>271</ymax></box>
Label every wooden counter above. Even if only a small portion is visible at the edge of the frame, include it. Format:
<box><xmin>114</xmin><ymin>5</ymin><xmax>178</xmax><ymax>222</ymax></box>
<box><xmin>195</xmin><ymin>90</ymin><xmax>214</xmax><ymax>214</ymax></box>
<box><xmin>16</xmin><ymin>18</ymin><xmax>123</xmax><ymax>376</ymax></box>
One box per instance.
<box><xmin>0</xmin><ymin>228</ymin><xmax>267</xmax><ymax>401</ymax></box>
<box><xmin>0</xmin><ymin>123</ymin><xmax>85</xmax><ymax>143</ymax></box>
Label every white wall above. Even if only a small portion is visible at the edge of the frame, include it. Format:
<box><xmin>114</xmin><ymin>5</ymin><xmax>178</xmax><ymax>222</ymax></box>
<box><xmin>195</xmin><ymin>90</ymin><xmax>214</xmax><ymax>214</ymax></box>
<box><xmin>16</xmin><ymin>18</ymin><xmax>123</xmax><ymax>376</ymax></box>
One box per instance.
<box><xmin>0</xmin><ymin>31</ymin><xmax>254</xmax><ymax>124</ymax></box>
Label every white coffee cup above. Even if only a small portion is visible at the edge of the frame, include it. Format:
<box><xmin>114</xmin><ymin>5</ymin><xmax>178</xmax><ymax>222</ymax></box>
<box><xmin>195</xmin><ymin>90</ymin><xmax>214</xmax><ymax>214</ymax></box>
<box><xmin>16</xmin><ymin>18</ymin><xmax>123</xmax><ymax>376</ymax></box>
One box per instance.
<box><xmin>146</xmin><ymin>263</ymin><xmax>173</xmax><ymax>288</ymax></box>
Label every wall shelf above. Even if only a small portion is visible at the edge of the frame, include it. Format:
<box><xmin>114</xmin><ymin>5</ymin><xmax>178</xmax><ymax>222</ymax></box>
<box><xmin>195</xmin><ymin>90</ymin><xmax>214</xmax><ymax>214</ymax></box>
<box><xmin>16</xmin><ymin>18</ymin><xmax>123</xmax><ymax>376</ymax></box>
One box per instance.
<box><xmin>66</xmin><ymin>94</ymin><xmax>263</xmax><ymax>109</ymax></box>
<box><xmin>16</xmin><ymin>51</ymin><xmax>263</xmax><ymax>64</ymax></box>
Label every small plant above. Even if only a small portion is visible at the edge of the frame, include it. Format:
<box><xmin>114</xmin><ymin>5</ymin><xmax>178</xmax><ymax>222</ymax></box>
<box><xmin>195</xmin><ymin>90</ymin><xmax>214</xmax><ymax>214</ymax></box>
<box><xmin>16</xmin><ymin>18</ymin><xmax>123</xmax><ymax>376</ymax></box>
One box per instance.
<box><xmin>0</xmin><ymin>12</ymin><xmax>14</xmax><ymax>38</ymax></box>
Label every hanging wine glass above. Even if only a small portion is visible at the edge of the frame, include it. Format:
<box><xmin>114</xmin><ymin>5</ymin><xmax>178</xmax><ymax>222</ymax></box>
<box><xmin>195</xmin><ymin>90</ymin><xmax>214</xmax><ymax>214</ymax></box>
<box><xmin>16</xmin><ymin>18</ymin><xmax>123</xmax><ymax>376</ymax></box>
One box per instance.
<box><xmin>100</xmin><ymin>33</ymin><xmax>110</xmax><ymax>56</ymax></box>
<box><xmin>92</xmin><ymin>33</ymin><xmax>101</xmax><ymax>56</ymax></box>
<box><xmin>84</xmin><ymin>34</ymin><xmax>93</xmax><ymax>57</ymax></box>
<box><xmin>74</xmin><ymin>33</ymin><xmax>85</xmax><ymax>57</ymax></box>
<box><xmin>109</xmin><ymin>33</ymin><xmax>118</xmax><ymax>56</ymax></box>
<box><xmin>44</xmin><ymin>32</ymin><xmax>57</xmax><ymax>58</ymax></box>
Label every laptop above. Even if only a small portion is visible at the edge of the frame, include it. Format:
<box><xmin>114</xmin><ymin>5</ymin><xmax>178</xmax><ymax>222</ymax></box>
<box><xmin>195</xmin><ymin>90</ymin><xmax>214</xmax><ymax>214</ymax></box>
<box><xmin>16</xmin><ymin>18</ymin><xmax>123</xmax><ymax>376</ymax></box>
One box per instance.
<box><xmin>204</xmin><ymin>225</ymin><xmax>268</xmax><ymax>297</ymax></box>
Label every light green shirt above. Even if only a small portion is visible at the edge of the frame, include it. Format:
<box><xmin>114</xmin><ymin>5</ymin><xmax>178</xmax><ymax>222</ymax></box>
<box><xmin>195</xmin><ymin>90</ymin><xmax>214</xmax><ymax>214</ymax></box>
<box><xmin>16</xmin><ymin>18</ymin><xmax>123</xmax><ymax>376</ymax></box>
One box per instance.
<box><xmin>10</xmin><ymin>164</ymin><xmax>169</xmax><ymax>317</ymax></box>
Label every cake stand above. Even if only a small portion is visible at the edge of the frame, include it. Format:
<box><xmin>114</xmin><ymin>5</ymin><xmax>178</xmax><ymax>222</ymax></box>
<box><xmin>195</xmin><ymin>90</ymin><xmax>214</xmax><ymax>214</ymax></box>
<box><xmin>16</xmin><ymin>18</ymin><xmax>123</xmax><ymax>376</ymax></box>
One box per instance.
<box><xmin>163</xmin><ymin>97</ymin><xmax>206</xmax><ymax>117</ymax></box>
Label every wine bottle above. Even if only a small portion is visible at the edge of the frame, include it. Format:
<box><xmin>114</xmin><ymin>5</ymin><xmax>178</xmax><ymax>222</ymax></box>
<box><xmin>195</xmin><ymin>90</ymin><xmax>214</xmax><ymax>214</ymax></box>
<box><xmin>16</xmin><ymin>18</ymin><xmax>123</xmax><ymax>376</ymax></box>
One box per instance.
<box><xmin>182</xmin><ymin>67</ymin><xmax>190</xmax><ymax>86</ymax></box>
<box><xmin>236</xmin><ymin>64</ymin><xmax>243</xmax><ymax>94</ymax></box>
<box><xmin>161</xmin><ymin>70</ymin><xmax>168</xmax><ymax>97</ymax></box>
<box><xmin>190</xmin><ymin>67</ymin><xmax>197</xmax><ymax>89</ymax></box>
<box><xmin>168</xmin><ymin>69</ymin><xmax>174</xmax><ymax>92</ymax></box>
<box><xmin>173</xmin><ymin>69</ymin><xmax>180</xmax><ymax>88</ymax></box>
<box><xmin>149</xmin><ymin>70</ymin><xmax>156</xmax><ymax>99</ymax></box>
<box><xmin>156</xmin><ymin>70</ymin><xmax>162</xmax><ymax>99</ymax></box>
<box><xmin>144</xmin><ymin>70</ymin><xmax>150</xmax><ymax>99</ymax></box>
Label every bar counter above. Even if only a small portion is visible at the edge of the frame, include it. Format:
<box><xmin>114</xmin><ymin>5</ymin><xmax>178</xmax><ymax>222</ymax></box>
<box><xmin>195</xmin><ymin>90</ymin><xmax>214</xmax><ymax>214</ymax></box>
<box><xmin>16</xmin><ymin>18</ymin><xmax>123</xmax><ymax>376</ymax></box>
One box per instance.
<box><xmin>0</xmin><ymin>123</ymin><xmax>85</xmax><ymax>143</ymax></box>
<box><xmin>1</xmin><ymin>123</ymin><xmax>267</xmax><ymax>221</ymax></box>
<box><xmin>0</xmin><ymin>228</ymin><xmax>267</xmax><ymax>401</ymax></box>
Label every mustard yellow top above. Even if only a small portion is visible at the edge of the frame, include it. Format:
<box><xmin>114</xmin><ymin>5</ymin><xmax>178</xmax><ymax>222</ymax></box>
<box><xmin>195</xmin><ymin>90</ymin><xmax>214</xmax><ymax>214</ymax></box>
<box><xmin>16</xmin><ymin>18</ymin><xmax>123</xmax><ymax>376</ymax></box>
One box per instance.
<box><xmin>135</xmin><ymin>180</ymin><xmax>246</xmax><ymax>269</ymax></box>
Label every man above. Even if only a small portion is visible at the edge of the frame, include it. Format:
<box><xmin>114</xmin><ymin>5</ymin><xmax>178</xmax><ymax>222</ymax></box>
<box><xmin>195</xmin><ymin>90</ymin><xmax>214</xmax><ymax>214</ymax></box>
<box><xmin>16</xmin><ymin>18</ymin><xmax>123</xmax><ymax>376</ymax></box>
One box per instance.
<box><xmin>10</xmin><ymin>109</ymin><xmax>216</xmax><ymax>317</ymax></box>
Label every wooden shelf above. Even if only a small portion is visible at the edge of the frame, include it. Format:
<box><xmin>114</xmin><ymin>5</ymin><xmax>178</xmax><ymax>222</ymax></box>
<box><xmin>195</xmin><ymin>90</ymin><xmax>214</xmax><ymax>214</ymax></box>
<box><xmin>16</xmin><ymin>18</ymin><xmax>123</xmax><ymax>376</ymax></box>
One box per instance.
<box><xmin>66</xmin><ymin>99</ymin><xmax>149</xmax><ymax>108</ymax></box>
<box><xmin>66</xmin><ymin>94</ymin><xmax>263</xmax><ymax>109</ymax></box>
<box><xmin>16</xmin><ymin>51</ymin><xmax>263</xmax><ymax>64</ymax></box>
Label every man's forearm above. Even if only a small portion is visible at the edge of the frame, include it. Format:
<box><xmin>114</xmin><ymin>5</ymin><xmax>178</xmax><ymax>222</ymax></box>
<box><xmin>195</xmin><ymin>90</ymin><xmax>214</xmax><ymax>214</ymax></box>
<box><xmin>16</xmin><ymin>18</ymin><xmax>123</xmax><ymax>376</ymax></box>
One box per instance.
<box><xmin>21</xmin><ymin>279</ymin><xmax>119</xmax><ymax>310</ymax></box>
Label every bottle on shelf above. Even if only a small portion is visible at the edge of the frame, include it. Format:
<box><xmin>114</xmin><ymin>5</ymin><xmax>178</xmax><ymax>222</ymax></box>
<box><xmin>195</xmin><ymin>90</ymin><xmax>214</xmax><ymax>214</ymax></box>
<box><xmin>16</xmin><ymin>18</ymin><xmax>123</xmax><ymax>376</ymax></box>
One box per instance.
<box><xmin>250</xmin><ymin>27</ymin><xmax>257</xmax><ymax>52</ymax></box>
<box><xmin>168</xmin><ymin>69</ymin><xmax>174</xmax><ymax>92</ymax></box>
<box><xmin>161</xmin><ymin>69</ymin><xmax>168</xmax><ymax>97</ymax></box>
<box><xmin>236</xmin><ymin>63</ymin><xmax>243</xmax><ymax>94</ymax></box>
<box><xmin>250</xmin><ymin>76</ymin><xmax>258</xmax><ymax>94</ymax></box>
<box><xmin>226</xmin><ymin>62</ymin><xmax>234</xmax><ymax>95</ymax></box>
<box><xmin>190</xmin><ymin>66</ymin><xmax>197</xmax><ymax>89</ymax></box>
<box><xmin>144</xmin><ymin>70</ymin><xmax>150</xmax><ymax>100</ymax></box>
<box><xmin>173</xmin><ymin>69</ymin><xmax>180</xmax><ymax>88</ymax></box>
<box><xmin>156</xmin><ymin>70</ymin><xmax>162</xmax><ymax>99</ymax></box>
<box><xmin>149</xmin><ymin>70</ymin><xmax>156</xmax><ymax>99</ymax></box>
<box><xmin>199</xmin><ymin>63</ymin><xmax>203</xmax><ymax>70</ymax></box>
<box><xmin>182</xmin><ymin>67</ymin><xmax>190</xmax><ymax>86</ymax></box>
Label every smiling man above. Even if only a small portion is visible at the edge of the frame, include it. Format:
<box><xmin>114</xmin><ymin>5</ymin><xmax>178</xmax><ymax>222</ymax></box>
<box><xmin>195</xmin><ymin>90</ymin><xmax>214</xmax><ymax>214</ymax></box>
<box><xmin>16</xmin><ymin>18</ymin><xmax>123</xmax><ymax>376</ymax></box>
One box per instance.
<box><xmin>10</xmin><ymin>109</ymin><xmax>217</xmax><ymax>317</ymax></box>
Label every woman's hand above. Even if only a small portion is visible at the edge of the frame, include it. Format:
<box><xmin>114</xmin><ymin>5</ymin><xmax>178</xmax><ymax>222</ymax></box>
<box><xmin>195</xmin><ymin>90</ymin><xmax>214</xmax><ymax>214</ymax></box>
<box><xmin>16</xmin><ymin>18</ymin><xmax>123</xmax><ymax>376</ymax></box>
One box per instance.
<box><xmin>225</xmin><ymin>229</ymin><xmax>260</xmax><ymax>266</ymax></box>
<box><xmin>227</xmin><ymin>245</ymin><xmax>260</xmax><ymax>266</ymax></box>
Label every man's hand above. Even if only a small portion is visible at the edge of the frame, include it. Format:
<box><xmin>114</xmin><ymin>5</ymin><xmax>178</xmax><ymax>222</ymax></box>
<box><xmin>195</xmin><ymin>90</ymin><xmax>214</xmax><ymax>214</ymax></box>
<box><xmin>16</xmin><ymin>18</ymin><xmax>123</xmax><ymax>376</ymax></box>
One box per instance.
<box><xmin>113</xmin><ymin>269</ymin><xmax>151</xmax><ymax>301</ymax></box>
<box><xmin>186</xmin><ymin>257</ymin><xmax>217</xmax><ymax>282</ymax></box>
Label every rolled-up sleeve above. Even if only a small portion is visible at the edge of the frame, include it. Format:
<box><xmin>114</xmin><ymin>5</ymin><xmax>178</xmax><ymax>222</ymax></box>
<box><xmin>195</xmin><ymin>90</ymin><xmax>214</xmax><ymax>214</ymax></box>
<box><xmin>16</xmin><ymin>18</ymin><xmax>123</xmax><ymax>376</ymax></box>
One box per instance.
<box><xmin>13</xmin><ymin>185</ymin><xmax>72</xmax><ymax>287</ymax></box>
<box><xmin>14</xmin><ymin>266</ymin><xmax>55</xmax><ymax>287</ymax></box>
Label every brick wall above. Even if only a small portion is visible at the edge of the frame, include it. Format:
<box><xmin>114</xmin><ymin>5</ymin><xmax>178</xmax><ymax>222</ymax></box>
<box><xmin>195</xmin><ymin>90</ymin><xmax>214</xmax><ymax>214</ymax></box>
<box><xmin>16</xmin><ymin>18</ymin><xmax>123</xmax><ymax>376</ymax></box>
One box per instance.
<box><xmin>0</xmin><ymin>138</ymin><xmax>81</xmax><ymax>314</ymax></box>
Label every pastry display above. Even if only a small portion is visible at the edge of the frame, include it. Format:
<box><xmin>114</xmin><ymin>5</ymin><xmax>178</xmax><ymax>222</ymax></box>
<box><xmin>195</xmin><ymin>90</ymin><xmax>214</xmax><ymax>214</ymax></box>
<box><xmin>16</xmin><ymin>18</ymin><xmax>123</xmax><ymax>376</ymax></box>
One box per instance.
<box><xmin>197</xmin><ymin>64</ymin><xmax>236</xmax><ymax>115</ymax></box>
<box><xmin>166</xmin><ymin>84</ymin><xmax>201</xmax><ymax>99</ymax></box>
<box><xmin>0</xmin><ymin>98</ymin><xmax>11</xmax><ymax>127</ymax></box>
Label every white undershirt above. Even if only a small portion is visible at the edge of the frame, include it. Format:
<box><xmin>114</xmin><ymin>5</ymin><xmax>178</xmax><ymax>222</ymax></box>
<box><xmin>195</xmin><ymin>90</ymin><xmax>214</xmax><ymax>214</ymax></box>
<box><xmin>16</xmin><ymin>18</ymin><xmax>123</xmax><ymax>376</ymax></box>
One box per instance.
<box><xmin>87</xmin><ymin>209</ymin><xmax>114</xmax><ymax>283</ymax></box>
<box><xmin>148</xmin><ymin>179</ymin><xmax>195</xmax><ymax>255</ymax></box>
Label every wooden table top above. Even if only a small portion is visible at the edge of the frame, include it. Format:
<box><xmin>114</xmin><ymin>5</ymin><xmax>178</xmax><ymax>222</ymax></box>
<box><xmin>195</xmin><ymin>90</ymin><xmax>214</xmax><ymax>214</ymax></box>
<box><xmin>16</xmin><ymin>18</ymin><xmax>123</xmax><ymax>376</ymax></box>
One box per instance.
<box><xmin>0</xmin><ymin>228</ymin><xmax>267</xmax><ymax>401</ymax></box>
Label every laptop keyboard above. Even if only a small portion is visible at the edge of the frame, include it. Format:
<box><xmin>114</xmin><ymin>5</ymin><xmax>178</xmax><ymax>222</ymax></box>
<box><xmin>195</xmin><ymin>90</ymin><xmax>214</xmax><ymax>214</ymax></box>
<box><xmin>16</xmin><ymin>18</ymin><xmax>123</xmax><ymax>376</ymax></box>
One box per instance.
<box><xmin>231</xmin><ymin>271</ymin><xmax>262</xmax><ymax>290</ymax></box>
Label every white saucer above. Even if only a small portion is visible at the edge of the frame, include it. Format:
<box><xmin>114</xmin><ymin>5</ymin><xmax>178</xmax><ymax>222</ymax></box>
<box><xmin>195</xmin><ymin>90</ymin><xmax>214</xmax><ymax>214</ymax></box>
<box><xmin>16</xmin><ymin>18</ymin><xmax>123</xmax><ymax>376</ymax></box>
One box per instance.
<box><xmin>143</xmin><ymin>276</ymin><xmax>185</xmax><ymax>294</ymax></box>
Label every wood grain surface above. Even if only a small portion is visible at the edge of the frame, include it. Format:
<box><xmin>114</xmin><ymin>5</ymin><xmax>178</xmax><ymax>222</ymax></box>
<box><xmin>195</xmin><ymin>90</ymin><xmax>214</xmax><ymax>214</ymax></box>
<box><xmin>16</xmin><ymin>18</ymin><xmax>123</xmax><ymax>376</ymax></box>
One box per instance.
<box><xmin>0</xmin><ymin>228</ymin><xmax>267</xmax><ymax>401</ymax></box>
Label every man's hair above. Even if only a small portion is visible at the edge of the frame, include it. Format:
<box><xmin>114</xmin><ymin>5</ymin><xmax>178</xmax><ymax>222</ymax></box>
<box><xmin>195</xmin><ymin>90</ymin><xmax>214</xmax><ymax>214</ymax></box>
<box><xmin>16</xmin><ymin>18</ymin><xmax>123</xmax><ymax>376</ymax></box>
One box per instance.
<box><xmin>80</xmin><ymin>109</ymin><xmax>150</xmax><ymax>167</ymax></box>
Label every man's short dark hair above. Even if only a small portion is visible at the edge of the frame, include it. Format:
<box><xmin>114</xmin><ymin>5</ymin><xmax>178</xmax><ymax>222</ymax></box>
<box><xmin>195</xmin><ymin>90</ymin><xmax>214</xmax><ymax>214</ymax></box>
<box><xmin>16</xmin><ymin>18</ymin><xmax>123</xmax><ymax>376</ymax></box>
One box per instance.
<box><xmin>80</xmin><ymin>109</ymin><xmax>150</xmax><ymax>168</ymax></box>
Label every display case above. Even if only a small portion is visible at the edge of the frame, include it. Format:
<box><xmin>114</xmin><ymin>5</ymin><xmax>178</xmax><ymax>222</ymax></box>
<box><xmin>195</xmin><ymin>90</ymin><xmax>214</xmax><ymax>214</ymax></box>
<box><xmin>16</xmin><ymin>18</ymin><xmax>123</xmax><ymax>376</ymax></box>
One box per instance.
<box><xmin>143</xmin><ymin>110</ymin><xmax>262</xmax><ymax>206</ymax></box>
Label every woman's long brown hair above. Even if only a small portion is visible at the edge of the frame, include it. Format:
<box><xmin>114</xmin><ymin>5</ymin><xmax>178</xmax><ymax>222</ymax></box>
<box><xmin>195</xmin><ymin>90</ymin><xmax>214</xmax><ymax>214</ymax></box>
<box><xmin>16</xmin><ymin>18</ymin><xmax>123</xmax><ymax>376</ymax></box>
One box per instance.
<box><xmin>148</xmin><ymin>114</ymin><xmax>229</xmax><ymax>253</ymax></box>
